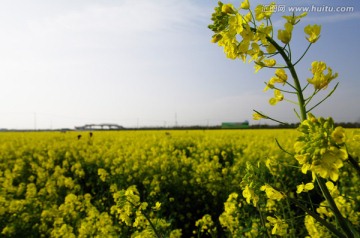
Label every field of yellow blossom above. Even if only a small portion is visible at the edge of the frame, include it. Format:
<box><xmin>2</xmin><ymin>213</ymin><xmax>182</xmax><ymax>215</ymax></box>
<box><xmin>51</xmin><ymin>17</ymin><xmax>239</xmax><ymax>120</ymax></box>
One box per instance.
<box><xmin>0</xmin><ymin>129</ymin><xmax>359</xmax><ymax>237</ymax></box>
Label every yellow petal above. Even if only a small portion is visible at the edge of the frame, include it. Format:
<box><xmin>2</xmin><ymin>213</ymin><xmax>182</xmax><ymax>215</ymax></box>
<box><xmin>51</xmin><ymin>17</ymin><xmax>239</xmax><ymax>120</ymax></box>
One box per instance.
<box><xmin>240</xmin><ymin>0</ymin><xmax>250</xmax><ymax>10</ymax></box>
<box><xmin>269</xmin><ymin>98</ymin><xmax>277</xmax><ymax>105</ymax></box>
<box><xmin>304</xmin><ymin>183</ymin><xmax>314</xmax><ymax>191</ymax></box>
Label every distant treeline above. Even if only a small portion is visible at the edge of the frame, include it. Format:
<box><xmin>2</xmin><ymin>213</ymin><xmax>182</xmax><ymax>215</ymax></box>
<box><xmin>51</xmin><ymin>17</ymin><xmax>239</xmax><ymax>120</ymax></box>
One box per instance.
<box><xmin>133</xmin><ymin>122</ymin><xmax>360</xmax><ymax>130</ymax></box>
<box><xmin>250</xmin><ymin>122</ymin><xmax>360</xmax><ymax>129</ymax></box>
<box><xmin>1</xmin><ymin>122</ymin><xmax>359</xmax><ymax>132</ymax></box>
<box><xmin>119</xmin><ymin>122</ymin><xmax>360</xmax><ymax>130</ymax></box>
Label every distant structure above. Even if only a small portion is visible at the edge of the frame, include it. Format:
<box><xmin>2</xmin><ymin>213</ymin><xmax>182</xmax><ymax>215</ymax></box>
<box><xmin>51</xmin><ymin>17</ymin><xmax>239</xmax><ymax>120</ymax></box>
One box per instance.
<box><xmin>75</xmin><ymin>123</ymin><xmax>124</xmax><ymax>130</ymax></box>
<box><xmin>221</xmin><ymin>121</ymin><xmax>249</xmax><ymax>129</ymax></box>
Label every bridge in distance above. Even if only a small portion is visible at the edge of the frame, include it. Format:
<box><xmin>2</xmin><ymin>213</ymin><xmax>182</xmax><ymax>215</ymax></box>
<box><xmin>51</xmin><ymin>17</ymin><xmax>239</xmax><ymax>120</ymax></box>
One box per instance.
<box><xmin>75</xmin><ymin>123</ymin><xmax>124</xmax><ymax>130</ymax></box>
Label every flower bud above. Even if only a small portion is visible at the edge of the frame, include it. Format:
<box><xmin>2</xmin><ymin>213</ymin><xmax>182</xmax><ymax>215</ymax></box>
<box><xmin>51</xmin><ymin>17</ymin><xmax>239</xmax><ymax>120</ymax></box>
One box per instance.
<box><xmin>240</xmin><ymin>0</ymin><xmax>250</xmax><ymax>10</ymax></box>
<box><xmin>211</xmin><ymin>34</ymin><xmax>222</xmax><ymax>43</ymax></box>
<box><xmin>331</xmin><ymin>127</ymin><xmax>346</xmax><ymax>144</ymax></box>
<box><xmin>222</xmin><ymin>4</ymin><xmax>236</xmax><ymax>14</ymax></box>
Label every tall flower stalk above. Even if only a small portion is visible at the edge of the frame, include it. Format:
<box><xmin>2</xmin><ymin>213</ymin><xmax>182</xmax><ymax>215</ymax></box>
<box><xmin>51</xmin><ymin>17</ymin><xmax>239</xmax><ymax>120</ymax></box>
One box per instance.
<box><xmin>209</xmin><ymin>1</ymin><xmax>359</xmax><ymax>237</ymax></box>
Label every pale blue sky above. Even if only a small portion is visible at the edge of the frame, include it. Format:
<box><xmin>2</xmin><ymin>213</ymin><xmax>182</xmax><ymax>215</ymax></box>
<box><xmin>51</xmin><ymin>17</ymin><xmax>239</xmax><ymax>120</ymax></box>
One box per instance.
<box><xmin>0</xmin><ymin>0</ymin><xmax>359</xmax><ymax>129</ymax></box>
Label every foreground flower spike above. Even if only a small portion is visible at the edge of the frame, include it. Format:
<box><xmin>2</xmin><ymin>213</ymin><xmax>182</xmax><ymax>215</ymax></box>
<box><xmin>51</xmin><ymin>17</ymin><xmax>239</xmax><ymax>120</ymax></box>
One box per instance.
<box><xmin>210</xmin><ymin>1</ymin><xmax>359</xmax><ymax>237</ymax></box>
<box><xmin>294</xmin><ymin>113</ymin><xmax>348</xmax><ymax>181</ymax></box>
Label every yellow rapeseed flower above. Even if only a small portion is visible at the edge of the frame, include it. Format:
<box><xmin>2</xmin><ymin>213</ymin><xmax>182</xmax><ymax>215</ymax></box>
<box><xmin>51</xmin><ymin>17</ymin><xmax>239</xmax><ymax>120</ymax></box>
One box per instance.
<box><xmin>229</xmin><ymin>13</ymin><xmax>244</xmax><ymax>34</ymax></box>
<box><xmin>260</xmin><ymin>184</ymin><xmax>285</xmax><ymax>201</ymax></box>
<box><xmin>266</xmin><ymin>216</ymin><xmax>289</xmax><ymax>236</ymax></box>
<box><xmin>98</xmin><ymin>168</ymin><xmax>108</xmax><ymax>182</ymax></box>
<box><xmin>278</xmin><ymin>22</ymin><xmax>293</xmax><ymax>44</ymax></box>
<box><xmin>296</xmin><ymin>182</ymin><xmax>314</xmax><ymax>194</ymax></box>
<box><xmin>312</xmin><ymin>147</ymin><xmax>347</xmax><ymax>181</ymax></box>
<box><xmin>305</xmin><ymin>215</ymin><xmax>332</xmax><ymax>237</ymax></box>
<box><xmin>255</xmin><ymin>57</ymin><xmax>276</xmax><ymax>73</ymax></box>
<box><xmin>307</xmin><ymin>61</ymin><xmax>338</xmax><ymax>90</ymax></box>
<box><xmin>269</xmin><ymin>89</ymin><xmax>284</xmax><ymax>105</ymax></box>
<box><xmin>222</xmin><ymin>3</ymin><xmax>236</xmax><ymax>15</ymax></box>
<box><xmin>255</xmin><ymin>3</ymin><xmax>275</xmax><ymax>21</ymax></box>
<box><xmin>265</xmin><ymin>69</ymin><xmax>287</xmax><ymax>91</ymax></box>
<box><xmin>304</xmin><ymin>24</ymin><xmax>321</xmax><ymax>43</ymax></box>
<box><xmin>152</xmin><ymin>202</ymin><xmax>161</xmax><ymax>211</ymax></box>
<box><xmin>275</xmin><ymin>69</ymin><xmax>288</xmax><ymax>83</ymax></box>
<box><xmin>248</xmin><ymin>42</ymin><xmax>263</xmax><ymax>62</ymax></box>
<box><xmin>240</xmin><ymin>0</ymin><xmax>250</xmax><ymax>10</ymax></box>
<box><xmin>283</xmin><ymin>12</ymin><xmax>307</xmax><ymax>25</ymax></box>
<box><xmin>266</xmin><ymin>43</ymin><xmax>276</xmax><ymax>54</ymax></box>
<box><xmin>243</xmin><ymin>12</ymin><xmax>252</xmax><ymax>23</ymax></box>
<box><xmin>253</xmin><ymin>112</ymin><xmax>267</xmax><ymax>120</ymax></box>
<box><xmin>263</xmin><ymin>59</ymin><xmax>276</xmax><ymax>67</ymax></box>
<box><xmin>211</xmin><ymin>34</ymin><xmax>222</xmax><ymax>43</ymax></box>
<box><xmin>331</xmin><ymin>126</ymin><xmax>346</xmax><ymax>144</ymax></box>
<box><xmin>242</xmin><ymin>185</ymin><xmax>259</xmax><ymax>207</ymax></box>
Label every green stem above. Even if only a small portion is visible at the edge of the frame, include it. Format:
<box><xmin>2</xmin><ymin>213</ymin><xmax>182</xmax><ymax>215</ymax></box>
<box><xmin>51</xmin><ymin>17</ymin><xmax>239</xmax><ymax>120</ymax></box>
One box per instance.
<box><xmin>347</xmin><ymin>154</ymin><xmax>360</xmax><ymax>177</ymax></box>
<box><xmin>253</xmin><ymin>110</ymin><xmax>288</xmax><ymax>125</ymax></box>
<box><xmin>265</xmin><ymin>36</ymin><xmax>307</xmax><ymax>121</ymax></box>
<box><xmin>279</xmin><ymin>181</ymin><xmax>296</xmax><ymax>237</ymax></box>
<box><xmin>257</xmin><ymin>204</ymin><xmax>271</xmax><ymax>238</ymax></box>
<box><xmin>293</xmin><ymin>108</ymin><xmax>301</xmax><ymax>121</ymax></box>
<box><xmin>316</xmin><ymin>176</ymin><xmax>354</xmax><ymax>238</ymax></box>
<box><xmin>306</xmin><ymin>83</ymin><xmax>339</xmax><ymax>113</ymax></box>
<box><xmin>270</xmin><ymin>84</ymin><xmax>297</xmax><ymax>94</ymax></box>
<box><xmin>285</xmin><ymin>81</ymin><xmax>298</xmax><ymax>91</ymax></box>
<box><xmin>266</xmin><ymin>35</ymin><xmax>356</xmax><ymax>237</ymax></box>
<box><xmin>275</xmin><ymin>138</ymin><xmax>294</xmax><ymax>156</ymax></box>
<box><xmin>127</xmin><ymin>199</ymin><xmax>162</xmax><ymax>238</ymax></box>
<box><xmin>293</xmin><ymin>43</ymin><xmax>312</xmax><ymax>66</ymax></box>
<box><xmin>284</xmin><ymin>98</ymin><xmax>300</xmax><ymax>105</ymax></box>
<box><xmin>289</xmin><ymin>198</ymin><xmax>346</xmax><ymax>238</ymax></box>
<box><xmin>249</xmin><ymin>26</ymin><xmax>356</xmax><ymax>237</ymax></box>
<box><xmin>302</xmin><ymin>83</ymin><xmax>310</xmax><ymax>92</ymax></box>
<box><xmin>304</xmin><ymin>90</ymin><xmax>318</xmax><ymax>105</ymax></box>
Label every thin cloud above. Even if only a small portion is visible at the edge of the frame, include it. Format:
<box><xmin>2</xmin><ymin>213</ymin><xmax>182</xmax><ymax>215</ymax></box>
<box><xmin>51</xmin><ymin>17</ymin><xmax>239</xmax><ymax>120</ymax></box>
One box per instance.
<box><xmin>303</xmin><ymin>11</ymin><xmax>360</xmax><ymax>23</ymax></box>
<box><xmin>33</xmin><ymin>0</ymin><xmax>206</xmax><ymax>34</ymax></box>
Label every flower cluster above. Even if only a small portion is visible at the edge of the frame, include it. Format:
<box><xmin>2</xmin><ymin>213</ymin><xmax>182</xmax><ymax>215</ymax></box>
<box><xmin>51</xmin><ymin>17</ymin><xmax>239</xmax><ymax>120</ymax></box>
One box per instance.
<box><xmin>209</xmin><ymin>1</ymin><xmax>325</xmax><ymax>113</ymax></box>
<box><xmin>219</xmin><ymin>192</ymin><xmax>261</xmax><ymax>237</ymax></box>
<box><xmin>294</xmin><ymin>113</ymin><xmax>348</xmax><ymax>181</ymax></box>
<box><xmin>307</xmin><ymin>61</ymin><xmax>338</xmax><ymax>90</ymax></box>
<box><xmin>266</xmin><ymin>216</ymin><xmax>289</xmax><ymax>236</ymax></box>
<box><xmin>317</xmin><ymin>182</ymin><xmax>360</xmax><ymax>225</ymax></box>
<box><xmin>264</xmin><ymin>69</ymin><xmax>288</xmax><ymax>91</ymax></box>
<box><xmin>209</xmin><ymin>1</ymin><xmax>277</xmax><ymax>62</ymax></box>
<box><xmin>194</xmin><ymin>214</ymin><xmax>217</xmax><ymax>236</ymax></box>
<box><xmin>260</xmin><ymin>184</ymin><xmax>285</xmax><ymax>201</ymax></box>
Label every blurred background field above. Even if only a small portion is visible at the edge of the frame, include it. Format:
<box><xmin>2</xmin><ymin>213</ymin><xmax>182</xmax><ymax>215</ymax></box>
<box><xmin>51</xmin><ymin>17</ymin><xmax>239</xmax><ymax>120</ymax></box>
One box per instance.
<box><xmin>0</xmin><ymin>129</ymin><xmax>359</xmax><ymax>237</ymax></box>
